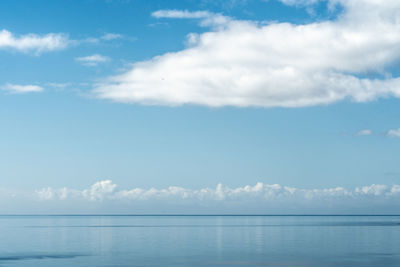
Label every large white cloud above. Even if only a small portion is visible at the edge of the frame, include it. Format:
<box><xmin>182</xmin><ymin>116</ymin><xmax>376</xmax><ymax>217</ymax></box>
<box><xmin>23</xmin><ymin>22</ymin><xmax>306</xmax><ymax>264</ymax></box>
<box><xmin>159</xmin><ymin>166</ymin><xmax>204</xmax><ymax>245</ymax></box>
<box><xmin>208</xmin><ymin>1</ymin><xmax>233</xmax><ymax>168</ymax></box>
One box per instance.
<box><xmin>94</xmin><ymin>0</ymin><xmax>400</xmax><ymax>107</ymax></box>
<box><xmin>0</xmin><ymin>29</ymin><xmax>69</xmax><ymax>54</ymax></box>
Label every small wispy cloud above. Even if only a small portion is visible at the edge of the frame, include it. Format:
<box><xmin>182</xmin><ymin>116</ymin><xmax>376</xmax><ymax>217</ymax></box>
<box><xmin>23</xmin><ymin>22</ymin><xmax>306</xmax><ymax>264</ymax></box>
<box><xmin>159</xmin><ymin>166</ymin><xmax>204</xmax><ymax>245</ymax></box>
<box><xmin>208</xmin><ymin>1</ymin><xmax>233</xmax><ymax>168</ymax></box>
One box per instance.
<box><xmin>101</xmin><ymin>33</ymin><xmax>123</xmax><ymax>41</ymax></box>
<box><xmin>46</xmin><ymin>82</ymin><xmax>70</xmax><ymax>89</ymax></box>
<box><xmin>0</xmin><ymin>83</ymin><xmax>44</xmax><ymax>94</ymax></box>
<box><xmin>152</xmin><ymin>10</ymin><xmax>212</xmax><ymax>19</ymax></box>
<box><xmin>0</xmin><ymin>29</ymin><xmax>128</xmax><ymax>55</ymax></box>
<box><xmin>75</xmin><ymin>54</ymin><xmax>110</xmax><ymax>66</ymax></box>
<box><xmin>151</xmin><ymin>9</ymin><xmax>231</xmax><ymax>28</ymax></box>
<box><xmin>356</xmin><ymin>129</ymin><xmax>372</xmax><ymax>136</ymax></box>
<box><xmin>387</xmin><ymin>128</ymin><xmax>400</xmax><ymax>138</ymax></box>
<box><xmin>279</xmin><ymin>0</ymin><xmax>321</xmax><ymax>7</ymax></box>
<box><xmin>148</xmin><ymin>22</ymin><xmax>170</xmax><ymax>28</ymax></box>
<box><xmin>0</xmin><ymin>29</ymin><xmax>69</xmax><ymax>55</ymax></box>
<box><xmin>355</xmin><ymin>128</ymin><xmax>400</xmax><ymax>138</ymax></box>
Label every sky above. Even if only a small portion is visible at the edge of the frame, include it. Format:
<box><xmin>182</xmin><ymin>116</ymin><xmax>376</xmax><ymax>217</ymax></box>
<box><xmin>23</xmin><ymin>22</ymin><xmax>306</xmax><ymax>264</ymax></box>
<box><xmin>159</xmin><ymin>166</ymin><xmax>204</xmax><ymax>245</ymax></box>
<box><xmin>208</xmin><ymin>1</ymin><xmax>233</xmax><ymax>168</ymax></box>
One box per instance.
<box><xmin>1</xmin><ymin>0</ymin><xmax>400</xmax><ymax>214</ymax></box>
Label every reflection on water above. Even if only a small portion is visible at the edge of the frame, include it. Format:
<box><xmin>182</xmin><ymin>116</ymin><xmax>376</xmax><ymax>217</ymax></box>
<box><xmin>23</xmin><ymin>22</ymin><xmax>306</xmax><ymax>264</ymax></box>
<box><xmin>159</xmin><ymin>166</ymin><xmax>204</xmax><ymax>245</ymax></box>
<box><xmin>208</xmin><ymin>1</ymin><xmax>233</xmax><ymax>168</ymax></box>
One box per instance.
<box><xmin>0</xmin><ymin>254</ymin><xmax>84</xmax><ymax>261</ymax></box>
<box><xmin>0</xmin><ymin>216</ymin><xmax>400</xmax><ymax>266</ymax></box>
<box><xmin>22</xmin><ymin>221</ymin><xmax>400</xmax><ymax>228</ymax></box>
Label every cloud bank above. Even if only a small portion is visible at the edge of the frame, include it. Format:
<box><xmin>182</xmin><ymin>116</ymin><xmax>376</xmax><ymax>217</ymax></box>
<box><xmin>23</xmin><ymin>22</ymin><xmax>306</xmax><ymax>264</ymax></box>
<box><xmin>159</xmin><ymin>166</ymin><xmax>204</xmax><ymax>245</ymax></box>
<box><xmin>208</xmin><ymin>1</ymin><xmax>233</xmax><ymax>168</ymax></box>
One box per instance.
<box><xmin>35</xmin><ymin>180</ymin><xmax>400</xmax><ymax>202</ymax></box>
<box><xmin>94</xmin><ymin>0</ymin><xmax>400</xmax><ymax>107</ymax></box>
<box><xmin>0</xmin><ymin>29</ymin><xmax>69</xmax><ymax>54</ymax></box>
<box><xmin>5</xmin><ymin>180</ymin><xmax>392</xmax><ymax>214</ymax></box>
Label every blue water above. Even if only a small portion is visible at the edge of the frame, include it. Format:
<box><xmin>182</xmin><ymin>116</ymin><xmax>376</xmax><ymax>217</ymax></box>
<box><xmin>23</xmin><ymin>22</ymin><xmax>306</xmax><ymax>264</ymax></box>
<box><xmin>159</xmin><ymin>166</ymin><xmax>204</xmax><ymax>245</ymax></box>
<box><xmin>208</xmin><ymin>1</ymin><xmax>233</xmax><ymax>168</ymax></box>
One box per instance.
<box><xmin>1</xmin><ymin>215</ymin><xmax>400</xmax><ymax>266</ymax></box>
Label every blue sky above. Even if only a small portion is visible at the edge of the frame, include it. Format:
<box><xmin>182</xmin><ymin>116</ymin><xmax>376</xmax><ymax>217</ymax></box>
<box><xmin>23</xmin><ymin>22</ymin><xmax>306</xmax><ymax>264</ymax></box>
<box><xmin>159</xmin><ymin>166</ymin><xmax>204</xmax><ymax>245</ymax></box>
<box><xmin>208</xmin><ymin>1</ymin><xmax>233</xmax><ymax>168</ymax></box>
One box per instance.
<box><xmin>1</xmin><ymin>0</ymin><xmax>400</xmax><ymax>213</ymax></box>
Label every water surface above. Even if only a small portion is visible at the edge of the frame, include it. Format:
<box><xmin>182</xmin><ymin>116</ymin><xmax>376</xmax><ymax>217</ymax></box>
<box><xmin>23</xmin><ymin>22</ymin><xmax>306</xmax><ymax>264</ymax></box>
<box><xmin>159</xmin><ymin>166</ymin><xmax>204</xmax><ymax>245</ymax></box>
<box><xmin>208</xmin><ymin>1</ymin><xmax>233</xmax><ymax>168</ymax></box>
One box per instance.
<box><xmin>0</xmin><ymin>215</ymin><xmax>399</xmax><ymax>266</ymax></box>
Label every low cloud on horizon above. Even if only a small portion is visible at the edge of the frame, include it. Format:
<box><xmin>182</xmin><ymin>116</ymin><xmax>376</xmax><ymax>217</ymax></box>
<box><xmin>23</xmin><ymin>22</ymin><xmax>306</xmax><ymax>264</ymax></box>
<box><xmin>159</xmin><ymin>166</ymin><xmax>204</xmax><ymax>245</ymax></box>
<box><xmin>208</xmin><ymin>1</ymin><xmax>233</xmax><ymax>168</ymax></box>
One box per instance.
<box><xmin>1</xmin><ymin>180</ymin><xmax>400</xmax><ymax>214</ymax></box>
<box><xmin>36</xmin><ymin>180</ymin><xmax>400</xmax><ymax>202</ymax></box>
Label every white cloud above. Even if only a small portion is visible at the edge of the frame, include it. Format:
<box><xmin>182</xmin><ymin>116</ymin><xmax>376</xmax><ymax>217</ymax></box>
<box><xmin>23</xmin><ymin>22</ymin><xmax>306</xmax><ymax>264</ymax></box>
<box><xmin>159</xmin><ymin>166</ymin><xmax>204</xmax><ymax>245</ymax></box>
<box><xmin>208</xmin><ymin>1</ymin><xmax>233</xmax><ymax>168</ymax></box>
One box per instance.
<box><xmin>0</xmin><ymin>83</ymin><xmax>44</xmax><ymax>94</ymax></box>
<box><xmin>0</xmin><ymin>29</ymin><xmax>69</xmax><ymax>54</ymax></box>
<box><xmin>94</xmin><ymin>1</ymin><xmax>400</xmax><ymax>107</ymax></box>
<box><xmin>152</xmin><ymin>10</ymin><xmax>212</xmax><ymax>19</ymax></box>
<box><xmin>0</xmin><ymin>180</ymin><xmax>391</xmax><ymax>213</ymax></box>
<box><xmin>101</xmin><ymin>33</ymin><xmax>123</xmax><ymax>41</ymax></box>
<box><xmin>356</xmin><ymin>129</ymin><xmax>372</xmax><ymax>136</ymax></box>
<box><xmin>36</xmin><ymin>187</ymin><xmax>55</xmax><ymax>200</ymax></box>
<box><xmin>0</xmin><ymin>29</ymin><xmax>123</xmax><ymax>55</ymax></box>
<box><xmin>35</xmin><ymin>180</ymin><xmax>400</xmax><ymax>203</ymax></box>
<box><xmin>75</xmin><ymin>54</ymin><xmax>110</xmax><ymax>66</ymax></box>
<box><xmin>387</xmin><ymin>128</ymin><xmax>400</xmax><ymax>138</ymax></box>
<box><xmin>82</xmin><ymin>180</ymin><xmax>117</xmax><ymax>201</ymax></box>
<box><xmin>278</xmin><ymin>0</ymin><xmax>321</xmax><ymax>6</ymax></box>
<box><xmin>152</xmin><ymin>9</ymin><xmax>231</xmax><ymax>29</ymax></box>
<box><xmin>354</xmin><ymin>184</ymin><xmax>388</xmax><ymax>196</ymax></box>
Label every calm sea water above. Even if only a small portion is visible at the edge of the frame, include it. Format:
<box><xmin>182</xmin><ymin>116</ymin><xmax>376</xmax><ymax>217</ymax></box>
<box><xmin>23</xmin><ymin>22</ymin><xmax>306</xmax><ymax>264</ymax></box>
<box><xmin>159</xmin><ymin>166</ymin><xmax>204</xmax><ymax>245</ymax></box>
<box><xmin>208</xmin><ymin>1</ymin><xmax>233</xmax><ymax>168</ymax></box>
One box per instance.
<box><xmin>0</xmin><ymin>215</ymin><xmax>400</xmax><ymax>266</ymax></box>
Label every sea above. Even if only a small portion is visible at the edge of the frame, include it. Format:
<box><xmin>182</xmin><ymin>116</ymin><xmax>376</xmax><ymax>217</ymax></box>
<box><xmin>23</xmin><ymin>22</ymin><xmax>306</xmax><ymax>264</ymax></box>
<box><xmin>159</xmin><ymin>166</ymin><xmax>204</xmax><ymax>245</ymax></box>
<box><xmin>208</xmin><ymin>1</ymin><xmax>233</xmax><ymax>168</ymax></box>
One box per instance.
<box><xmin>0</xmin><ymin>215</ymin><xmax>400</xmax><ymax>266</ymax></box>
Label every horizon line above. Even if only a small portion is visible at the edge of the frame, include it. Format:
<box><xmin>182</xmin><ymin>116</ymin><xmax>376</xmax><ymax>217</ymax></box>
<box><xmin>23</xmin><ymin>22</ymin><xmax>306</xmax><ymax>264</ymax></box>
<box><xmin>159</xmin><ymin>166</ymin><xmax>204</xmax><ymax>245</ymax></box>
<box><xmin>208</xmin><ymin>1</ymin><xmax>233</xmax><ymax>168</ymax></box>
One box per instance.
<box><xmin>1</xmin><ymin>214</ymin><xmax>400</xmax><ymax>217</ymax></box>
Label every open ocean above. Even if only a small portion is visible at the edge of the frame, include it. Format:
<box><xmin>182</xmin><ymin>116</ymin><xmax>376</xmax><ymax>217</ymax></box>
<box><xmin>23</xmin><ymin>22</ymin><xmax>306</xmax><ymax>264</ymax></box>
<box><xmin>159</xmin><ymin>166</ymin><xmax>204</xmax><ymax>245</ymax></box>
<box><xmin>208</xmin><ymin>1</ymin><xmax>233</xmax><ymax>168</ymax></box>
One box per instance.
<box><xmin>1</xmin><ymin>215</ymin><xmax>400</xmax><ymax>266</ymax></box>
